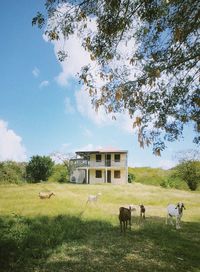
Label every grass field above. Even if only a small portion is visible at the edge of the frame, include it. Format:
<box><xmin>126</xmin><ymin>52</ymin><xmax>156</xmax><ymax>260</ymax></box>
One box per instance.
<box><xmin>0</xmin><ymin>183</ymin><xmax>200</xmax><ymax>272</ymax></box>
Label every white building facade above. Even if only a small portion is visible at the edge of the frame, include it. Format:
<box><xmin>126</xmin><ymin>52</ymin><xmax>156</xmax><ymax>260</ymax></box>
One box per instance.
<box><xmin>70</xmin><ymin>150</ymin><xmax>128</xmax><ymax>184</ymax></box>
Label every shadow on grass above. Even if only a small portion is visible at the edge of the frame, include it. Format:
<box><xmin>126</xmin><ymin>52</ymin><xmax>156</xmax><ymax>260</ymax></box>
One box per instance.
<box><xmin>0</xmin><ymin>214</ymin><xmax>199</xmax><ymax>272</ymax></box>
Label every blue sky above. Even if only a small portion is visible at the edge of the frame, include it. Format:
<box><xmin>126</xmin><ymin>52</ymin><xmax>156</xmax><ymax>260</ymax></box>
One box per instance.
<box><xmin>0</xmin><ymin>1</ymin><xmax>198</xmax><ymax>168</ymax></box>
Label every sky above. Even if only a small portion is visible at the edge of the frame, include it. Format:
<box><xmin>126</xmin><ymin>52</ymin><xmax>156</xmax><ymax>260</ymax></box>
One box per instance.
<box><xmin>0</xmin><ymin>1</ymin><xmax>198</xmax><ymax>169</ymax></box>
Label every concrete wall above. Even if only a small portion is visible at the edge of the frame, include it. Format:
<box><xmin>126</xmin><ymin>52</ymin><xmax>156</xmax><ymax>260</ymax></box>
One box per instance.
<box><xmin>89</xmin><ymin>153</ymin><xmax>127</xmax><ymax>167</ymax></box>
<box><xmin>89</xmin><ymin>168</ymin><xmax>127</xmax><ymax>184</ymax></box>
<box><xmin>70</xmin><ymin>169</ymin><xmax>85</xmax><ymax>183</ymax></box>
<box><xmin>70</xmin><ymin>152</ymin><xmax>128</xmax><ymax>184</ymax></box>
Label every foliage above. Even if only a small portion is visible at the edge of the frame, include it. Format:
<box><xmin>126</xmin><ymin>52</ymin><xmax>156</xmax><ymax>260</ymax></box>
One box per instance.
<box><xmin>173</xmin><ymin>149</ymin><xmax>200</xmax><ymax>190</ymax></box>
<box><xmin>33</xmin><ymin>0</ymin><xmax>200</xmax><ymax>154</ymax></box>
<box><xmin>128</xmin><ymin>172</ymin><xmax>135</xmax><ymax>183</ymax></box>
<box><xmin>48</xmin><ymin>164</ymin><xmax>69</xmax><ymax>183</ymax></box>
<box><xmin>175</xmin><ymin>160</ymin><xmax>200</xmax><ymax>191</ymax></box>
<box><xmin>0</xmin><ymin>161</ymin><xmax>26</xmax><ymax>184</ymax></box>
<box><xmin>159</xmin><ymin>176</ymin><xmax>186</xmax><ymax>190</ymax></box>
<box><xmin>160</xmin><ymin>177</ymin><xmax>175</xmax><ymax>189</ymax></box>
<box><xmin>50</xmin><ymin>152</ymin><xmax>76</xmax><ymax>180</ymax></box>
<box><xmin>26</xmin><ymin>156</ymin><xmax>54</xmax><ymax>183</ymax></box>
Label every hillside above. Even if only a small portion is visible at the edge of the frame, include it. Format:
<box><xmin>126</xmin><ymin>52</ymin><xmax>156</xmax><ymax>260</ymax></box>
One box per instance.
<box><xmin>128</xmin><ymin>167</ymin><xmax>188</xmax><ymax>190</ymax></box>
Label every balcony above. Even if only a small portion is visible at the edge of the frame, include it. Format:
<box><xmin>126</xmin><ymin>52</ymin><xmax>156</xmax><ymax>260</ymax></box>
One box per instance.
<box><xmin>70</xmin><ymin>158</ymin><xmax>127</xmax><ymax>168</ymax></box>
<box><xmin>70</xmin><ymin>159</ymin><xmax>89</xmax><ymax>168</ymax></box>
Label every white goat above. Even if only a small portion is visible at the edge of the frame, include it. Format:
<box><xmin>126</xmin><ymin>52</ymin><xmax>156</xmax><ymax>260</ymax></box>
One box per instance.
<box><xmin>166</xmin><ymin>202</ymin><xmax>186</xmax><ymax>229</ymax></box>
<box><xmin>128</xmin><ymin>205</ymin><xmax>137</xmax><ymax>212</ymax></box>
<box><xmin>86</xmin><ymin>193</ymin><xmax>101</xmax><ymax>204</ymax></box>
<box><xmin>39</xmin><ymin>191</ymin><xmax>55</xmax><ymax>199</ymax></box>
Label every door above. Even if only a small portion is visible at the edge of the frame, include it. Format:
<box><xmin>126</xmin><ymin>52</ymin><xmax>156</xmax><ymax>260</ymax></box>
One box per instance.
<box><xmin>107</xmin><ymin>170</ymin><xmax>111</xmax><ymax>183</ymax></box>
<box><xmin>105</xmin><ymin>154</ymin><xmax>111</xmax><ymax>166</ymax></box>
<box><xmin>88</xmin><ymin>169</ymin><xmax>90</xmax><ymax>184</ymax></box>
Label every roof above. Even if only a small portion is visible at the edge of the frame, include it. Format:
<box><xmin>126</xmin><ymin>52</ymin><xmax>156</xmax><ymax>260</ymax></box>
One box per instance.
<box><xmin>76</xmin><ymin>149</ymin><xmax>128</xmax><ymax>156</ymax></box>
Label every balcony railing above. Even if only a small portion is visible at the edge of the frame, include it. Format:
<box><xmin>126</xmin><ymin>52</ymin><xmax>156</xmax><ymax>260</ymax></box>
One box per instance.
<box><xmin>70</xmin><ymin>158</ymin><xmax>127</xmax><ymax>168</ymax></box>
<box><xmin>70</xmin><ymin>159</ymin><xmax>89</xmax><ymax>168</ymax></box>
<box><xmin>90</xmin><ymin>160</ymin><xmax>127</xmax><ymax>167</ymax></box>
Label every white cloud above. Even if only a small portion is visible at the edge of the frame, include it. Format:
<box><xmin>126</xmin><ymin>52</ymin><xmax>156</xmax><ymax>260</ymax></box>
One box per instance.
<box><xmin>75</xmin><ymin>87</ymin><xmax>109</xmax><ymax>125</ymax></box>
<box><xmin>75</xmin><ymin>86</ymin><xmax>133</xmax><ymax>133</ymax></box>
<box><xmin>64</xmin><ymin>97</ymin><xmax>75</xmax><ymax>114</ymax></box>
<box><xmin>43</xmin><ymin>4</ymin><xmax>137</xmax><ymax>133</ymax></box>
<box><xmin>32</xmin><ymin>67</ymin><xmax>40</xmax><ymax>77</ymax></box>
<box><xmin>0</xmin><ymin>120</ymin><xmax>27</xmax><ymax>161</ymax></box>
<box><xmin>39</xmin><ymin>80</ymin><xmax>49</xmax><ymax>88</ymax></box>
<box><xmin>46</xmin><ymin>9</ymin><xmax>138</xmax><ymax>88</ymax></box>
<box><xmin>156</xmin><ymin>159</ymin><xmax>177</xmax><ymax>170</ymax></box>
<box><xmin>44</xmin><ymin>10</ymin><xmax>97</xmax><ymax>87</ymax></box>
<box><xmin>54</xmin><ymin>34</ymin><xmax>92</xmax><ymax>86</ymax></box>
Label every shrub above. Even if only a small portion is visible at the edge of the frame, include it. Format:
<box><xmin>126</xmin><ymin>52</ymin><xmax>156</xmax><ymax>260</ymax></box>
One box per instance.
<box><xmin>48</xmin><ymin>164</ymin><xmax>68</xmax><ymax>183</ymax></box>
<box><xmin>174</xmin><ymin>160</ymin><xmax>200</xmax><ymax>191</ymax></box>
<box><xmin>160</xmin><ymin>178</ymin><xmax>176</xmax><ymax>189</ymax></box>
<box><xmin>26</xmin><ymin>156</ymin><xmax>54</xmax><ymax>183</ymax></box>
<box><xmin>160</xmin><ymin>174</ymin><xmax>189</xmax><ymax>190</ymax></box>
<box><xmin>128</xmin><ymin>173</ymin><xmax>135</xmax><ymax>183</ymax></box>
<box><xmin>0</xmin><ymin>161</ymin><xmax>26</xmax><ymax>184</ymax></box>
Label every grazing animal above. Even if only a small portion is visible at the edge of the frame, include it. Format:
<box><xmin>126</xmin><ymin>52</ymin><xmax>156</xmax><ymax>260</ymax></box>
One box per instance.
<box><xmin>139</xmin><ymin>204</ymin><xmax>146</xmax><ymax>219</ymax></box>
<box><xmin>86</xmin><ymin>193</ymin><xmax>101</xmax><ymax>204</ymax></box>
<box><xmin>119</xmin><ymin>206</ymin><xmax>132</xmax><ymax>233</ymax></box>
<box><xmin>128</xmin><ymin>205</ymin><xmax>137</xmax><ymax>212</ymax></box>
<box><xmin>166</xmin><ymin>202</ymin><xmax>186</xmax><ymax>229</ymax></box>
<box><xmin>39</xmin><ymin>192</ymin><xmax>55</xmax><ymax>199</ymax></box>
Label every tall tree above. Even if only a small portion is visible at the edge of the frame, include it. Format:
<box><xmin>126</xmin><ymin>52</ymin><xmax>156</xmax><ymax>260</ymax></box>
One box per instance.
<box><xmin>174</xmin><ymin>149</ymin><xmax>200</xmax><ymax>190</ymax></box>
<box><xmin>33</xmin><ymin>0</ymin><xmax>200</xmax><ymax>154</ymax></box>
<box><xmin>26</xmin><ymin>155</ymin><xmax>54</xmax><ymax>182</ymax></box>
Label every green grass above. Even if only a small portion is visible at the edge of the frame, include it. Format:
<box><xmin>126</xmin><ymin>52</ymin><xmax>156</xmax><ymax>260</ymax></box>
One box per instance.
<box><xmin>129</xmin><ymin>166</ymin><xmax>169</xmax><ymax>182</ymax></box>
<box><xmin>128</xmin><ymin>167</ymin><xmax>189</xmax><ymax>190</ymax></box>
<box><xmin>0</xmin><ymin>183</ymin><xmax>200</xmax><ymax>272</ymax></box>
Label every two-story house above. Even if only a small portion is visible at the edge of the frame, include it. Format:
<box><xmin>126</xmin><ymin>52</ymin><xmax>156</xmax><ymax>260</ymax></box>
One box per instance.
<box><xmin>69</xmin><ymin>149</ymin><xmax>128</xmax><ymax>184</ymax></box>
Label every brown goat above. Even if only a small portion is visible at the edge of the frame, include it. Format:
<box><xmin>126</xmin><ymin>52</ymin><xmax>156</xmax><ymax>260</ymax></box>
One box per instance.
<box><xmin>119</xmin><ymin>206</ymin><xmax>132</xmax><ymax>233</ymax></box>
<box><xmin>39</xmin><ymin>192</ymin><xmax>55</xmax><ymax>199</ymax></box>
<box><xmin>139</xmin><ymin>204</ymin><xmax>146</xmax><ymax>220</ymax></box>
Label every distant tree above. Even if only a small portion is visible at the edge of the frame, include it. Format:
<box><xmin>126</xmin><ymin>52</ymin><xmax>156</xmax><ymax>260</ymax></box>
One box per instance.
<box><xmin>174</xmin><ymin>150</ymin><xmax>200</xmax><ymax>190</ymax></box>
<box><xmin>26</xmin><ymin>156</ymin><xmax>54</xmax><ymax>182</ymax></box>
<box><xmin>33</xmin><ymin>0</ymin><xmax>200</xmax><ymax>155</ymax></box>
<box><xmin>0</xmin><ymin>161</ymin><xmax>26</xmax><ymax>184</ymax></box>
<box><xmin>50</xmin><ymin>152</ymin><xmax>76</xmax><ymax>181</ymax></box>
<box><xmin>48</xmin><ymin>164</ymin><xmax>69</xmax><ymax>183</ymax></box>
<box><xmin>175</xmin><ymin>160</ymin><xmax>200</xmax><ymax>191</ymax></box>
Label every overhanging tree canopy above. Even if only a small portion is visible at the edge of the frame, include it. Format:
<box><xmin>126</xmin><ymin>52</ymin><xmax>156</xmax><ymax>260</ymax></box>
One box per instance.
<box><xmin>33</xmin><ymin>0</ymin><xmax>200</xmax><ymax>154</ymax></box>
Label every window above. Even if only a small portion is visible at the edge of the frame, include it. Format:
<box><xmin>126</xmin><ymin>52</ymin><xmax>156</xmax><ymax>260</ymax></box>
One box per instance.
<box><xmin>96</xmin><ymin>154</ymin><xmax>102</xmax><ymax>162</ymax></box>
<box><xmin>114</xmin><ymin>170</ymin><xmax>121</xmax><ymax>179</ymax></box>
<box><xmin>114</xmin><ymin>154</ymin><xmax>120</xmax><ymax>162</ymax></box>
<box><xmin>96</xmin><ymin>170</ymin><xmax>102</xmax><ymax>178</ymax></box>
